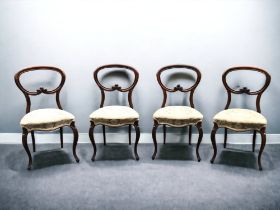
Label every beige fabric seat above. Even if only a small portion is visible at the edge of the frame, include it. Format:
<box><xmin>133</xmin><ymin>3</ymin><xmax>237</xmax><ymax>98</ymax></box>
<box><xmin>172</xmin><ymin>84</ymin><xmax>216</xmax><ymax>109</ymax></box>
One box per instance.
<box><xmin>153</xmin><ymin>106</ymin><xmax>203</xmax><ymax>127</ymax></box>
<box><xmin>213</xmin><ymin>108</ymin><xmax>267</xmax><ymax>131</ymax></box>
<box><xmin>90</xmin><ymin>106</ymin><xmax>139</xmax><ymax>127</ymax></box>
<box><xmin>20</xmin><ymin>108</ymin><xmax>75</xmax><ymax>131</ymax></box>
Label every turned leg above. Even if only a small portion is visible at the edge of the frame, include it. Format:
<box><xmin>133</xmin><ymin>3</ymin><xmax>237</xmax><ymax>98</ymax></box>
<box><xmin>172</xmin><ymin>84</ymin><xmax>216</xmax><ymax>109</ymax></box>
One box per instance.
<box><xmin>69</xmin><ymin>122</ymin><xmax>79</xmax><ymax>163</ymax></box>
<box><xmin>31</xmin><ymin>131</ymin><xmax>36</xmax><ymax>152</ymax></box>
<box><xmin>210</xmin><ymin>123</ymin><xmax>218</xmax><ymax>164</ymax></box>
<box><xmin>102</xmin><ymin>125</ymin><xmax>106</xmax><ymax>146</ymax></box>
<box><xmin>224</xmin><ymin>128</ymin><xmax>228</xmax><ymax>148</ymax></box>
<box><xmin>195</xmin><ymin>122</ymin><xmax>203</xmax><ymax>162</ymax></box>
<box><xmin>60</xmin><ymin>127</ymin><xmax>63</xmax><ymax>148</ymax></box>
<box><xmin>152</xmin><ymin>120</ymin><xmax>159</xmax><ymax>160</ymax></box>
<box><xmin>189</xmin><ymin>125</ymin><xmax>192</xmax><ymax>145</ymax></box>
<box><xmin>258</xmin><ymin>127</ymin><xmax>266</xmax><ymax>171</ymax></box>
<box><xmin>252</xmin><ymin>130</ymin><xmax>256</xmax><ymax>152</ymax></box>
<box><xmin>129</xmin><ymin>125</ymin><xmax>132</xmax><ymax>145</ymax></box>
<box><xmin>89</xmin><ymin>121</ymin><xmax>97</xmax><ymax>161</ymax></box>
<box><xmin>133</xmin><ymin>121</ymin><xmax>140</xmax><ymax>161</ymax></box>
<box><xmin>22</xmin><ymin>128</ymin><xmax>32</xmax><ymax>170</ymax></box>
<box><xmin>163</xmin><ymin>125</ymin><xmax>166</xmax><ymax>144</ymax></box>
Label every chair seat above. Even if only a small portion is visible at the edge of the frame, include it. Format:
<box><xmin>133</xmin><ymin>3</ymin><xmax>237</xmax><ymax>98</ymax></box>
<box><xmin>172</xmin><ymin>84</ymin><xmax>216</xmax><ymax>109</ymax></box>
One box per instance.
<box><xmin>90</xmin><ymin>106</ymin><xmax>139</xmax><ymax>127</ymax></box>
<box><xmin>153</xmin><ymin>106</ymin><xmax>203</xmax><ymax>127</ymax></box>
<box><xmin>213</xmin><ymin>108</ymin><xmax>267</xmax><ymax>131</ymax></box>
<box><xmin>20</xmin><ymin>108</ymin><xmax>75</xmax><ymax>131</ymax></box>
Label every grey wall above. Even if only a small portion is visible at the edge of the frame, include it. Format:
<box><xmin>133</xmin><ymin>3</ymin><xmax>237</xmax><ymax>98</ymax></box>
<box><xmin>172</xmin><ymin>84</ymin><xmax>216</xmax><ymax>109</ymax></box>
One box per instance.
<box><xmin>0</xmin><ymin>0</ymin><xmax>280</xmax><ymax>133</ymax></box>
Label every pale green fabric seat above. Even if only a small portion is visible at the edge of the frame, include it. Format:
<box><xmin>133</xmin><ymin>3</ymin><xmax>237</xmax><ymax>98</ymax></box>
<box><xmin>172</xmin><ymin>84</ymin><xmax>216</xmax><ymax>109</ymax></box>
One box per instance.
<box><xmin>213</xmin><ymin>108</ymin><xmax>267</xmax><ymax>131</ymax></box>
<box><xmin>153</xmin><ymin>106</ymin><xmax>203</xmax><ymax>127</ymax></box>
<box><xmin>20</xmin><ymin>108</ymin><xmax>75</xmax><ymax>131</ymax></box>
<box><xmin>90</xmin><ymin>106</ymin><xmax>139</xmax><ymax>127</ymax></box>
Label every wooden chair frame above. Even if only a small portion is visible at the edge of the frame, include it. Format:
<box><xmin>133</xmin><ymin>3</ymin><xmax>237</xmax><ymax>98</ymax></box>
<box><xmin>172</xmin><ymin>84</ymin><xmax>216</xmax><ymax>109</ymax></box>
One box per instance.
<box><xmin>14</xmin><ymin>66</ymin><xmax>79</xmax><ymax>170</ymax></box>
<box><xmin>89</xmin><ymin>64</ymin><xmax>140</xmax><ymax>161</ymax></box>
<box><xmin>210</xmin><ymin>66</ymin><xmax>271</xmax><ymax>170</ymax></box>
<box><xmin>152</xmin><ymin>64</ymin><xmax>203</xmax><ymax>161</ymax></box>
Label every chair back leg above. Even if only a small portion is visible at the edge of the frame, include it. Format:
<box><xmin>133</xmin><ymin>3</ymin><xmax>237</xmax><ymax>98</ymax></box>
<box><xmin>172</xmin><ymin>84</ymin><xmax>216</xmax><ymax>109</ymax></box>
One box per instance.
<box><xmin>102</xmin><ymin>125</ymin><xmax>106</xmax><ymax>145</ymax></box>
<box><xmin>224</xmin><ymin>128</ymin><xmax>228</xmax><ymax>148</ymax></box>
<box><xmin>128</xmin><ymin>125</ymin><xmax>132</xmax><ymax>145</ymax></box>
<box><xmin>189</xmin><ymin>125</ymin><xmax>192</xmax><ymax>145</ymax></box>
<box><xmin>252</xmin><ymin>130</ymin><xmax>257</xmax><ymax>152</ymax></box>
<box><xmin>31</xmin><ymin>131</ymin><xmax>36</xmax><ymax>152</ymax></box>
<box><xmin>60</xmin><ymin>128</ymin><xmax>63</xmax><ymax>148</ymax></box>
<box><xmin>163</xmin><ymin>125</ymin><xmax>166</xmax><ymax>144</ymax></box>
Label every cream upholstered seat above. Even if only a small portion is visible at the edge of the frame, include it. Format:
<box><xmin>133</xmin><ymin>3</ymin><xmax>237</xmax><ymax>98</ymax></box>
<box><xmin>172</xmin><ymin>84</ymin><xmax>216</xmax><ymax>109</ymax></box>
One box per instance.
<box><xmin>20</xmin><ymin>108</ymin><xmax>75</xmax><ymax>131</ymax></box>
<box><xmin>213</xmin><ymin>108</ymin><xmax>267</xmax><ymax>131</ymax></box>
<box><xmin>90</xmin><ymin>105</ymin><xmax>139</xmax><ymax>127</ymax></box>
<box><xmin>153</xmin><ymin>106</ymin><xmax>203</xmax><ymax>127</ymax></box>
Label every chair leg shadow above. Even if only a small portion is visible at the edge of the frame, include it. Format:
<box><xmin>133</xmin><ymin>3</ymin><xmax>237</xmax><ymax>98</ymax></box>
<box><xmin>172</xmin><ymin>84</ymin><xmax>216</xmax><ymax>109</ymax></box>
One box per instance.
<box><xmin>96</xmin><ymin>144</ymin><xmax>134</xmax><ymax>161</ymax></box>
<box><xmin>6</xmin><ymin>148</ymin><xmax>73</xmax><ymax>171</ymax></box>
<box><xmin>157</xmin><ymin>143</ymin><xmax>195</xmax><ymax>161</ymax></box>
<box><xmin>215</xmin><ymin>149</ymin><xmax>258</xmax><ymax>169</ymax></box>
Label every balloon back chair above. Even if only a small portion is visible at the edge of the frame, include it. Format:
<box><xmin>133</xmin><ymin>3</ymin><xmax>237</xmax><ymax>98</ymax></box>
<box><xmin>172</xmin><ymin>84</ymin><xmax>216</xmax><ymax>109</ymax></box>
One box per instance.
<box><xmin>14</xmin><ymin>66</ymin><xmax>79</xmax><ymax>170</ymax></box>
<box><xmin>152</xmin><ymin>65</ymin><xmax>203</xmax><ymax>161</ymax></box>
<box><xmin>210</xmin><ymin>66</ymin><xmax>271</xmax><ymax>170</ymax></box>
<box><xmin>88</xmin><ymin>64</ymin><xmax>140</xmax><ymax>161</ymax></box>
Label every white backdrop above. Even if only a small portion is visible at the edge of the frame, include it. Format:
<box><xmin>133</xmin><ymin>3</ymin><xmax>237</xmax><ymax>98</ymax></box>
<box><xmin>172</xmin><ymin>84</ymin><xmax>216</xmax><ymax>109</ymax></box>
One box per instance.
<box><xmin>0</xmin><ymin>0</ymin><xmax>279</xmax><ymax>133</ymax></box>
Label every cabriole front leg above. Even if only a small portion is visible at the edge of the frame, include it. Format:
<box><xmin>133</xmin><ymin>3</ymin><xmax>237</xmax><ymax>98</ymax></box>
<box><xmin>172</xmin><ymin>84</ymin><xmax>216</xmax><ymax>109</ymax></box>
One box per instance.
<box><xmin>133</xmin><ymin>121</ymin><xmax>140</xmax><ymax>161</ymax></box>
<box><xmin>152</xmin><ymin>120</ymin><xmax>159</xmax><ymax>160</ymax></box>
<box><xmin>22</xmin><ymin>128</ymin><xmax>32</xmax><ymax>170</ymax></box>
<box><xmin>195</xmin><ymin>122</ymin><xmax>203</xmax><ymax>162</ymax></box>
<box><xmin>210</xmin><ymin>123</ymin><xmax>218</xmax><ymax>164</ymax></box>
<box><xmin>258</xmin><ymin>127</ymin><xmax>266</xmax><ymax>171</ymax></box>
<box><xmin>69</xmin><ymin>122</ymin><xmax>80</xmax><ymax>163</ymax></box>
<box><xmin>89</xmin><ymin>121</ymin><xmax>97</xmax><ymax>161</ymax></box>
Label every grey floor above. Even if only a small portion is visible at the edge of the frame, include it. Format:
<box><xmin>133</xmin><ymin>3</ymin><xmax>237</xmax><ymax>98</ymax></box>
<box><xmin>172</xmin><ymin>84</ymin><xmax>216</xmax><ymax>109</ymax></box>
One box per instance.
<box><xmin>0</xmin><ymin>142</ymin><xmax>280</xmax><ymax>210</ymax></box>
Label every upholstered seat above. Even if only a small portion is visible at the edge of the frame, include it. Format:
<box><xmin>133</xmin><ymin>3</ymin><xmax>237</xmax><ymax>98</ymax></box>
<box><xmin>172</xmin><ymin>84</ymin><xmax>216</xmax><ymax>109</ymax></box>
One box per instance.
<box><xmin>153</xmin><ymin>106</ymin><xmax>203</xmax><ymax>127</ymax></box>
<box><xmin>213</xmin><ymin>108</ymin><xmax>267</xmax><ymax>131</ymax></box>
<box><xmin>20</xmin><ymin>108</ymin><xmax>75</xmax><ymax>131</ymax></box>
<box><xmin>90</xmin><ymin>106</ymin><xmax>139</xmax><ymax>127</ymax></box>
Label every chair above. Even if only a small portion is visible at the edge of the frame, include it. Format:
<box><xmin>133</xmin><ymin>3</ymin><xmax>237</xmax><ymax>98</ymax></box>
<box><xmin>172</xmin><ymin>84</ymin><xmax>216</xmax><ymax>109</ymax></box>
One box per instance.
<box><xmin>152</xmin><ymin>65</ymin><xmax>203</xmax><ymax>161</ymax></box>
<box><xmin>14</xmin><ymin>66</ymin><xmax>79</xmax><ymax>170</ymax></box>
<box><xmin>210</xmin><ymin>66</ymin><xmax>271</xmax><ymax>170</ymax></box>
<box><xmin>88</xmin><ymin>64</ymin><xmax>140</xmax><ymax>161</ymax></box>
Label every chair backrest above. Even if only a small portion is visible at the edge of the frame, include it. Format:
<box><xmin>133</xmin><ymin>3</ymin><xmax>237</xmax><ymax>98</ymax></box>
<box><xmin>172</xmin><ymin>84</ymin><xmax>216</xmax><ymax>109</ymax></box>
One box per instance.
<box><xmin>93</xmin><ymin>64</ymin><xmax>139</xmax><ymax>108</ymax></box>
<box><xmin>222</xmin><ymin>66</ymin><xmax>271</xmax><ymax>113</ymax></box>
<box><xmin>156</xmin><ymin>65</ymin><xmax>201</xmax><ymax>108</ymax></box>
<box><xmin>14</xmin><ymin>66</ymin><xmax>66</xmax><ymax>113</ymax></box>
